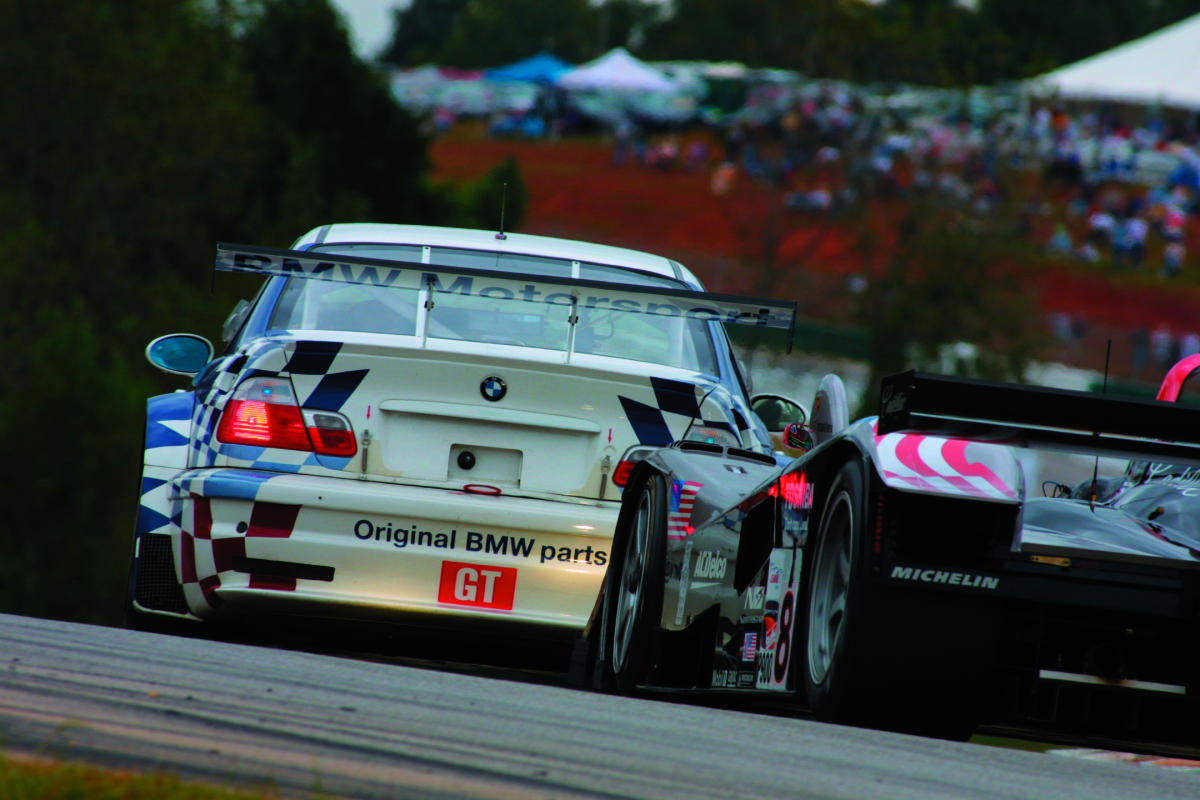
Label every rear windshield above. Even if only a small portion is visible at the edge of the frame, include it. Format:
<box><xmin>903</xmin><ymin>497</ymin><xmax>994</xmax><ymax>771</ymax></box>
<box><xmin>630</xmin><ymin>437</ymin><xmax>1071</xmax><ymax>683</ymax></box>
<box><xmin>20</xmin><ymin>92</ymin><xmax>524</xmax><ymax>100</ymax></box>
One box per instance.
<box><xmin>267</xmin><ymin>243</ymin><xmax>718</xmax><ymax>374</ymax></box>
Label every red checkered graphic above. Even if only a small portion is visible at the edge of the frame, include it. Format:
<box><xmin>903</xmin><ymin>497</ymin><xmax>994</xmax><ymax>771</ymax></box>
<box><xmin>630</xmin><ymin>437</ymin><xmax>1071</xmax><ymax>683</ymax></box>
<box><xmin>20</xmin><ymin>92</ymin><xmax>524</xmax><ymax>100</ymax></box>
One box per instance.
<box><xmin>668</xmin><ymin>480</ymin><xmax>704</xmax><ymax>540</ymax></box>
<box><xmin>180</xmin><ymin>496</ymin><xmax>303</xmax><ymax>611</ymax></box>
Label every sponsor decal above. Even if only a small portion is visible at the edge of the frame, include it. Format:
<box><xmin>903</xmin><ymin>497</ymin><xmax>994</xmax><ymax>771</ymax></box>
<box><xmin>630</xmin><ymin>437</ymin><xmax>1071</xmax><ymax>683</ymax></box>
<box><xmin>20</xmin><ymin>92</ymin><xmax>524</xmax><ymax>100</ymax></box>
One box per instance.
<box><xmin>741</xmin><ymin>632</ymin><xmax>758</xmax><ymax>662</ymax></box>
<box><xmin>889</xmin><ymin>565</ymin><xmax>1000</xmax><ymax>589</ymax></box>
<box><xmin>712</xmin><ymin>669</ymin><xmax>745</xmax><ymax>688</ymax></box>
<box><xmin>674</xmin><ymin>540</ymin><xmax>693</xmax><ymax>626</ymax></box>
<box><xmin>880</xmin><ymin>383</ymin><xmax>908</xmax><ymax>415</ymax></box>
<box><xmin>352</xmin><ymin>520</ymin><xmax>605</xmax><ymax>565</ymax></box>
<box><xmin>693</xmin><ymin>550</ymin><xmax>727</xmax><ymax>579</ymax></box>
<box><xmin>668</xmin><ymin>480</ymin><xmax>703</xmax><ymax>539</ymax></box>
<box><xmin>438</xmin><ymin>561</ymin><xmax>517</xmax><ymax>610</ymax></box>
<box><xmin>738</xmin><ymin>672</ymin><xmax>756</xmax><ymax>688</ymax></box>
<box><xmin>215</xmin><ymin>247</ymin><xmax>794</xmax><ymax>330</ymax></box>
<box><xmin>758</xmin><ymin>551</ymin><xmax>799</xmax><ymax>690</ymax></box>
<box><xmin>538</xmin><ymin>544</ymin><xmax>607</xmax><ymax>566</ymax></box>
<box><xmin>743</xmin><ymin>584</ymin><xmax>766</xmax><ymax>612</ymax></box>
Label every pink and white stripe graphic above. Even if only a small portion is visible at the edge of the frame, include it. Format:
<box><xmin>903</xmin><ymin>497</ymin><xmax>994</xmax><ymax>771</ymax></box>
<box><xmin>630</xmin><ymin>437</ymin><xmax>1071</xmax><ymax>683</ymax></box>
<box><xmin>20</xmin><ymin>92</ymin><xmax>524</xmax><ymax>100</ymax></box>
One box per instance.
<box><xmin>873</xmin><ymin>424</ymin><xmax>1021</xmax><ymax>502</ymax></box>
<box><xmin>668</xmin><ymin>480</ymin><xmax>704</xmax><ymax>539</ymax></box>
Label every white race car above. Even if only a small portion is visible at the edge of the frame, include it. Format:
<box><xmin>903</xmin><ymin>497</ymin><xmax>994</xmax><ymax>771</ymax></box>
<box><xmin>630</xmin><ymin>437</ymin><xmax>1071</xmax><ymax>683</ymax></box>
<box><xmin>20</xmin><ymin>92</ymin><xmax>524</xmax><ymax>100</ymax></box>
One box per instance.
<box><xmin>127</xmin><ymin>224</ymin><xmax>797</xmax><ymax>645</ymax></box>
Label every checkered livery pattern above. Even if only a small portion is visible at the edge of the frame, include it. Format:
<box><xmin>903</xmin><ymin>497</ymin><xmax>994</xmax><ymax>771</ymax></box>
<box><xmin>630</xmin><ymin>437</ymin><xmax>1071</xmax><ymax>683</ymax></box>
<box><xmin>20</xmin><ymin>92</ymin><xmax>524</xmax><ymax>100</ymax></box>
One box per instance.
<box><xmin>172</xmin><ymin>470</ymin><xmax>295</xmax><ymax>613</ymax></box>
<box><xmin>618</xmin><ymin>377</ymin><xmax>764</xmax><ymax>452</ymax></box>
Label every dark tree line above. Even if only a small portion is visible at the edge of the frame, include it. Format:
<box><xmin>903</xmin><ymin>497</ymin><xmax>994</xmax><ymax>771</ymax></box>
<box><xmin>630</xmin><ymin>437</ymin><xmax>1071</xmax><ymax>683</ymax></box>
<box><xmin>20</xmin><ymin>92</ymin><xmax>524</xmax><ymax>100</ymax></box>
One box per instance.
<box><xmin>383</xmin><ymin>0</ymin><xmax>1200</xmax><ymax>87</ymax></box>
<box><xmin>0</xmin><ymin>0</ymin><xmax>524</xmax><ymax>624</ymax></box>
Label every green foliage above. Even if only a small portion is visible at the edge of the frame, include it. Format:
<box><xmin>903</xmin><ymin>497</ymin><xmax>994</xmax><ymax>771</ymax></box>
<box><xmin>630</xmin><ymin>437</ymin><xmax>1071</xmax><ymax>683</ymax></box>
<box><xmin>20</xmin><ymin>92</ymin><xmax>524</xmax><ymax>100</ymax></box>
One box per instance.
<box><xmin>379</xmin><ymin>0</ymin><xmax>468</xmax><ymax>67</ymax></box>
<box><xmin>435</xmin><ymin>0</ymin><xmax>601</xmax><ymax>68</ymax></box>
<box><xmin>381</xmin><ymin>0</ymin><xmax>1200</xmax><ymax>87</ymax></box>
<box><xmin>854</xmin><ymin>208</ymin><xmax>1048</xmax><ymax>418</ymax></box>
<box><xmin>239</xmin><ymin>0</ymin><xmax>435</xmax><ymax>244</ymax></box>
<box><xmin>0</xmin><ymin>0</ymin><xmax>526</xmax><ymax>625</ymax></box>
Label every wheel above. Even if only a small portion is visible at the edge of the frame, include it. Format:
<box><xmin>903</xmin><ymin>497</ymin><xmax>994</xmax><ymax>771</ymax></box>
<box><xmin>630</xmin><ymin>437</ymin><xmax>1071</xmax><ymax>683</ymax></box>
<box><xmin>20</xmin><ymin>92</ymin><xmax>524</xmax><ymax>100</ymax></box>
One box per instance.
<box><xmin>604</xmin><ymin>472</ymin><xmax>667</xmax><ymax>694</ymax></box>
<box><xmin>802</xmin><ymin>460</ymin><xmax>995</xmax><ymax>740</ymax></box>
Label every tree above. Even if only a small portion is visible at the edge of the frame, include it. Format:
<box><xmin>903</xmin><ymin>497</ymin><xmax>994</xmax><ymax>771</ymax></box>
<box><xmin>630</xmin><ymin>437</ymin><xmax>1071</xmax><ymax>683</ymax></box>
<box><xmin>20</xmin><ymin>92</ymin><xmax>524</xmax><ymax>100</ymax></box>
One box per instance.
<box><xmin>435</xmin><ymin>0</ymin><xmax>599</xmax><ymax>68</ymax></box>
<box><xmin>379</xmin><ymin>0</ymin><xmax>468</xmax><ymax>67</ymax></box>
<box><xmin>239</xmin><ymin>0</ymin><xmax>434</xmax><ymax>244</ymax></box>
<box><xmin>854</xmin><ymin>206</ymin><xmax>1047</xmax><ymax>418</ymax></box>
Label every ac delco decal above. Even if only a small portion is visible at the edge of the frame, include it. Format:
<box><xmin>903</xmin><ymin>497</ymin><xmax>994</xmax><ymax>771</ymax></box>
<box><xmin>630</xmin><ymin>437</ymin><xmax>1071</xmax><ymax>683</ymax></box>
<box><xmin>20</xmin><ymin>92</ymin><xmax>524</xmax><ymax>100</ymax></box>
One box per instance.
<box><xmin>438</xmin><ymin>561</ymin><xmax>517</xmax><ymax>610</ymax></box>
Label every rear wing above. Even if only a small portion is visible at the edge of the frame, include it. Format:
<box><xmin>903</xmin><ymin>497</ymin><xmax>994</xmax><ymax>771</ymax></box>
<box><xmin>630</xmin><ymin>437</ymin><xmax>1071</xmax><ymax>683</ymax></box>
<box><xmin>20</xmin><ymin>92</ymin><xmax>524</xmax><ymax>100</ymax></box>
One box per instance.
<box><xmin>215</xmin><ymin>243</ymin><xmax>797</xmax><ymax>348</ymax></box>
<box><xmin>879</xmin><ymin>370</ymin><xmax>1200</xmax><ymax>466</ymax></box>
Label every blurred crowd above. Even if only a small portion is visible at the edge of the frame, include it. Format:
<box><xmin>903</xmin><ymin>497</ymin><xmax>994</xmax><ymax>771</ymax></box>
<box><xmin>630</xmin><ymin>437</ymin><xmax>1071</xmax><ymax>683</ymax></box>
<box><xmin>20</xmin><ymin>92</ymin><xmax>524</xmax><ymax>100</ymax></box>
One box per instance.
<box><xmin>598</xmin><ymin>88</ymin><xmax>1200</xmax><ymax>281</ymax></box>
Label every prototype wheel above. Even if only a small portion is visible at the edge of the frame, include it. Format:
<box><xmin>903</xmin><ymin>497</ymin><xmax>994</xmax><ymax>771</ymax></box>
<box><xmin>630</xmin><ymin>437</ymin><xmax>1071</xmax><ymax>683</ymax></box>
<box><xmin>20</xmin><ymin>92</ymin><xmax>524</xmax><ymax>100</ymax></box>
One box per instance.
<box><xmin>801</xmin><ymin>460</ymin><xmax>994</xmax><ymax>740</ymax></box>
<box><xmin>604</xmin><ymin>472</ymin><xmax>667</xmax><ymax>694</ymax></box>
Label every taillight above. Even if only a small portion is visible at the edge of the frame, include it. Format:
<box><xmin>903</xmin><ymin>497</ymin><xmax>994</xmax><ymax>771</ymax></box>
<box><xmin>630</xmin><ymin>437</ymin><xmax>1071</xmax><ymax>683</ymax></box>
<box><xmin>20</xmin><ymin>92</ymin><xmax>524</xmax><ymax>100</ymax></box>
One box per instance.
<box><xmin>612</xmin><ymin>445</ymin><xmax>657</xmax><ymax>488</ymax></box>
<box><xmin>302</xmin><ymin>409</ymin><xmax>357</xmax><ymax>457</ymax></box>
<box><xmin>216</xmin><ymin>377</ymin><xmax>357</xmax><ymax>457</ymax></box>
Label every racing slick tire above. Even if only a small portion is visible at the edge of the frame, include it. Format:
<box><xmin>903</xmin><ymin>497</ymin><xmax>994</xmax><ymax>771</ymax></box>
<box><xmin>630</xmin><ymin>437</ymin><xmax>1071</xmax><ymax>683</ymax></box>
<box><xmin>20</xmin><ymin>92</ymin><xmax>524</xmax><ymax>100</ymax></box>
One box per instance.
<box><xmin>603</xmin><ymin>472</ymin><xmax>668</xmax><ymax>695</ymax></box>
<box><xmin>802</xmin><ymin>460</ymin><xmax>996</xmax><ymax>740</ymax></box>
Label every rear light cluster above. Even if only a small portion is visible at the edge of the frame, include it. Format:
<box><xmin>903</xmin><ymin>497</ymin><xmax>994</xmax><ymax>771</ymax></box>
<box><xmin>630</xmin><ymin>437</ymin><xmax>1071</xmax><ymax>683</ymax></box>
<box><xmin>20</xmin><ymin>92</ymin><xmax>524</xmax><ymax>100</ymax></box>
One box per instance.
<box><xmin>612</xmin><ymin>445</ymin><xmax>657</xmax><ymax>488</ymax></box>
<box><xmin>216</xmin><ymin>377</ymin><xmax>357</xmax><ymax>457</ymax></box>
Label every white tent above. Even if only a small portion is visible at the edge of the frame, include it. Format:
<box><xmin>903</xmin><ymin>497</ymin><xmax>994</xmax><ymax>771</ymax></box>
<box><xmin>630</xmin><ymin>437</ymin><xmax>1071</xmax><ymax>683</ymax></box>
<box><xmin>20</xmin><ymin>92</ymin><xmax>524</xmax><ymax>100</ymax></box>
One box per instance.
<box><xmin>556</xmin><ymin>47</ymin><xmax>678</xmax><ymax>93</ymax></box>
<box><xmin>1032</xmin><ymin>13</ymin><xmax>1200</xmax><ymax>110</ymax></box>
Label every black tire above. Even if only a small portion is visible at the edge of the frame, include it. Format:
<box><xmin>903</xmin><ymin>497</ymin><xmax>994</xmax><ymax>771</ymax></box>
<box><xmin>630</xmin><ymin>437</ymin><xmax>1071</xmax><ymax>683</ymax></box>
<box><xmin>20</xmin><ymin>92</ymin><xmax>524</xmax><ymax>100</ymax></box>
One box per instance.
<box><xmin>603</xmin><ymin>472</ymin><xmax>668</xmax><ymax>694</ymax></box>
<box><xmin>802</xmin><ymin>460</ymin><xmax>995</xmax><ymax>740</ymax></box>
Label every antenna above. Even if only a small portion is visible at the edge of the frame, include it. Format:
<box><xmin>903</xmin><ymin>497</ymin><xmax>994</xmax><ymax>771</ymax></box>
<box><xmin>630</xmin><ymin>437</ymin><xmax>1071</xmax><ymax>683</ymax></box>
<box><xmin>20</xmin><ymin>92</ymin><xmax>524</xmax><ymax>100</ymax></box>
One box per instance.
<box><xmin>495</xmin><ymin>182</ymin><xmax>508</xmax><ymax>240</ymax></box>
<box><xmin>1089</xmin><ymin>339</ymin><xmax>1113</xmax><ymax>508</ymax></box>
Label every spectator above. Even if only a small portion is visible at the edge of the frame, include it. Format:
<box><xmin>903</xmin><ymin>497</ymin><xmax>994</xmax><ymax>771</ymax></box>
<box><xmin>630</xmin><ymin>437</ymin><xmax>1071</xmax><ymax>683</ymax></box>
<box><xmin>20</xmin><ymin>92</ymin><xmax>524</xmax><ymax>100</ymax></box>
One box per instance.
<box><xmin>1163</xmin><ymin>242</ymin><xmax>1187</xmax><ymax>279</ymax></box>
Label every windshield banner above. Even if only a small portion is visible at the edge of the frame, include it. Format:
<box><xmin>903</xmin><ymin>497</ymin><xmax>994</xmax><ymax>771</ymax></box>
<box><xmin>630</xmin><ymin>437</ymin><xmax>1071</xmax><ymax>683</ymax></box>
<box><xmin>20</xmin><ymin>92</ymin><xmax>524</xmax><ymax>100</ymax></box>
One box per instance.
<box><xmin>216</xmin><ymin>244</ymin><xmax>796</xmax><ymax>331</ymax></box>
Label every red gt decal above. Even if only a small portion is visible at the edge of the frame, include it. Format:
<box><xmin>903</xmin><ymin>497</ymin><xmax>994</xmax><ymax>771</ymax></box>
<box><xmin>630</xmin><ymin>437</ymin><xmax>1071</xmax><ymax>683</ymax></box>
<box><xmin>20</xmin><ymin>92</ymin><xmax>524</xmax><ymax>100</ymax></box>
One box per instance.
<box><xmin>438</xmin><ymin>561</ymin><xmax>517</xmax><ymax>610</ymax></box>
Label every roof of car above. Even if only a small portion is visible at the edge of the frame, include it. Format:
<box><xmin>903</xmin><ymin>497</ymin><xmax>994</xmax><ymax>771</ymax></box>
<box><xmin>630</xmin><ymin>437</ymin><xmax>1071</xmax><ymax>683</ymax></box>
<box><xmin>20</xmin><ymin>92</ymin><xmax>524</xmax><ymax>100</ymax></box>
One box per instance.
<box><xmin>292</xmin><ymin>223</ymin><xmax>701</xmax><ymax>286</ymax></box>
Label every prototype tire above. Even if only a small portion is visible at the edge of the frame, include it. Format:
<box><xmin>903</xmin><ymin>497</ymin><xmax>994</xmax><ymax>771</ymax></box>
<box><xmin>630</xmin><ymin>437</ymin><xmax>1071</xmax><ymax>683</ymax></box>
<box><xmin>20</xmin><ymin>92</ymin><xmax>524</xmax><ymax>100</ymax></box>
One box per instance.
<box><xmin>604</xmin><ymin>472</ymin><xmax>668</xmax><ymax>694</ymax></box>
<box><xmin>802</xmin><ymin>460</ymin><xmax>994</xmax><ymax>740</ymax></box>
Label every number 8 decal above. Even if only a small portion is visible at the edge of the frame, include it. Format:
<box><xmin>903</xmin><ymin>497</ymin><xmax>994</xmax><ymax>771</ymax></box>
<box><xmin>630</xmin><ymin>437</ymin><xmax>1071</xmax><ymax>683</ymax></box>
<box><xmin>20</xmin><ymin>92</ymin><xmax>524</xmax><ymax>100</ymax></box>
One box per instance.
<box><xmin>773</xmin><ymin>590</ymin><xmax>795</xmax><ymax>683</ymax></box>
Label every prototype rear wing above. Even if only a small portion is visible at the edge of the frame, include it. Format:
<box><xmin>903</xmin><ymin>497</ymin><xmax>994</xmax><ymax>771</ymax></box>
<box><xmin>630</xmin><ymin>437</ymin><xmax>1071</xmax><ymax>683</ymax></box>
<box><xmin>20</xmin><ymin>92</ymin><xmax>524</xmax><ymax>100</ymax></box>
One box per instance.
<box><xmin>215</xmin><ymin>243</ymin><xmax>797</xmax><ymax>348</ymax></box>
<box><xmin>879</xmin><ymin>370</ymin><xmax>1200</xmax><ymax>466</ymax></box>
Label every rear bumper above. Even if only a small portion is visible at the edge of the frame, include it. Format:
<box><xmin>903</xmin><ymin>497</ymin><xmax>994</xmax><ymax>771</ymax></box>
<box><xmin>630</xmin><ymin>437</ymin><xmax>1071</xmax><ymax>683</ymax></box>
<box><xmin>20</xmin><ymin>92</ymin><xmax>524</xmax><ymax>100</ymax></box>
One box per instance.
<box><xmin>146</xmin><ymin>468</ymin><xmax>618</xmax><ymax>633</ymax></box>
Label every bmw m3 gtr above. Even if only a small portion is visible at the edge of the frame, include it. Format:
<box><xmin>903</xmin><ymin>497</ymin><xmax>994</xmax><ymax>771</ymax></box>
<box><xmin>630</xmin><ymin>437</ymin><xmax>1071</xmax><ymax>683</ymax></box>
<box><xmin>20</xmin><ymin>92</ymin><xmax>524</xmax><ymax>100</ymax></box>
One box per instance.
<box><xmin>584</xmin><ymin>369</ymin><xmax>1200</xmax><ymax>747</ymax></box>
<box><xmin>127</xmin><ymin>224</ymin><xmax>797</xmax><ymax>645</ymax></box>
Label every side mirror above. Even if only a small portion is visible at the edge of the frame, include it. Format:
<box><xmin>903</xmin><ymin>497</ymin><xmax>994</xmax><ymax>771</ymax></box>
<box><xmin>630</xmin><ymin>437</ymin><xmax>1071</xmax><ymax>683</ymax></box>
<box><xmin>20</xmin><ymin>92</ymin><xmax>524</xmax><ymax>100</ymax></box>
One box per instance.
<box><xmin>146</xmin><ymin>334</ymin><xmax>213</xmax><ymax>376</ymax></box>
<box><xmin>784</xmin><ymin>422</ymin><xmax>815</xmax><ymax>453</ymax></box>
<box><xmin>750</xmin><ymin>393</ymin><xmax>809</xmax><ymax>433</ymax></box>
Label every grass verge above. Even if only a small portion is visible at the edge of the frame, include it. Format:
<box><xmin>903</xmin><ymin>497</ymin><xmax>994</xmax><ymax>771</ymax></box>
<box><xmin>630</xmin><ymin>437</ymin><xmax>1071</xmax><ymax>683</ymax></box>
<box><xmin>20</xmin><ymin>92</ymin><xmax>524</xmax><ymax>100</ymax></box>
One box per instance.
<box><xmin>0</xmin><ymin>752</ymin><xmax>289</xmax><ymax>800</ymax></box>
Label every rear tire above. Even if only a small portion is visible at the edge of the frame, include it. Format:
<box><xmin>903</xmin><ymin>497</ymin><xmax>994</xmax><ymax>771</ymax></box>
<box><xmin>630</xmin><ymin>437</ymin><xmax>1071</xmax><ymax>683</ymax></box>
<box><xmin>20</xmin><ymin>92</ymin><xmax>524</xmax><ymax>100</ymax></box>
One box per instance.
<box><xmin>802</xmin><ymin>460</ymin><xmax>994</xmax><ymax>740</ymax></box>
<box><xmin>604</xmin><ymin>472</ymin><xmax>668</xmax><ymax>694</ymax></box>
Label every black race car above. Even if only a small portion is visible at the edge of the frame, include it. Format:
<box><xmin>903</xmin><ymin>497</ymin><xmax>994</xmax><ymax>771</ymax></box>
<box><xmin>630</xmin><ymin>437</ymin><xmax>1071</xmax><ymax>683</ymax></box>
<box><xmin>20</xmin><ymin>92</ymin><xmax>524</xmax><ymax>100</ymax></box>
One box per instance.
<box><xmin>576</xmin><ymin>365</ymin><xmax>1200</xmax><ymax>745</ymax></box>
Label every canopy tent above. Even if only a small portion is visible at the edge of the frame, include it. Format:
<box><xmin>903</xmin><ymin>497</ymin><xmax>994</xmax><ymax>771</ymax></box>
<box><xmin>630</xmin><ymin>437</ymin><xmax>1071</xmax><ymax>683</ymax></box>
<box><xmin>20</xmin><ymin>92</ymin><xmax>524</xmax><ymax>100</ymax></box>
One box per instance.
<box><xmin>485</xmin><ymin>53</ymin><xmax>574</xmax><ymax>85</ymax></box>
<box><xmin>556</xmin><ymin>47</ymin><xmax>678</xmax><ymax>93</ymax></box>
<box><xmin>1032</xmin><ymin>13</ymin><xmax>1200</xmax><ymax>110</ymax></box>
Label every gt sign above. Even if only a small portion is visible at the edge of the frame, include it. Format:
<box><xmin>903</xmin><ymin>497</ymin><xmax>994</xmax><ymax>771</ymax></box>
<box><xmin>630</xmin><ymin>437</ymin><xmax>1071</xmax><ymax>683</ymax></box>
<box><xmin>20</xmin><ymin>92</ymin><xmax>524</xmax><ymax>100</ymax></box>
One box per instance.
<box><xmin>438</xmin><ymin>561</ymin><xmax>517</xmax><ymax>610</ymax></box>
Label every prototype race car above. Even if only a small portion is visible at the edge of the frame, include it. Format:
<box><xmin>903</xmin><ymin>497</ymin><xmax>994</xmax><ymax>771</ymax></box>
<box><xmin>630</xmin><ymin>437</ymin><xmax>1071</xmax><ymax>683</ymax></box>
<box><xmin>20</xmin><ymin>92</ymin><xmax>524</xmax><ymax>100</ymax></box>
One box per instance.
<box><xmin>583</xmin><ymin>366</ymin><xmax>1200</xmax><ymax>746</ymax></box>
<box><xmin>126</xmin><ymin>225</ymin><xmax>798</xmax><ymax>645</ymax></box>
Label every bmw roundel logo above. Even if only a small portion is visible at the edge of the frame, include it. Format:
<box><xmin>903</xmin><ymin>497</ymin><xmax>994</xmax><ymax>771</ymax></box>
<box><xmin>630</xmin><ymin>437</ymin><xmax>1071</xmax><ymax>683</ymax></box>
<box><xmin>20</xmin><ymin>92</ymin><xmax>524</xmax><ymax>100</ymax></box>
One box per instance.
<box><xmin>481</xmin><ymin>376</ymin><xmax>507</xmax><ymax>401</ymax></box>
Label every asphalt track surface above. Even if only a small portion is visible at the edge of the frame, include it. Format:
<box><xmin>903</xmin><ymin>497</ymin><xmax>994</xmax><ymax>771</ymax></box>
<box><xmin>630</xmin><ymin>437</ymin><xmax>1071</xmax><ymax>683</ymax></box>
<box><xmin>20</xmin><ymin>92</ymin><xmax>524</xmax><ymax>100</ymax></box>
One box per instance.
<box><xmin>1</xmin><ymin>613</ymin><xmax>1197</xmax><ymax>800</ymax></box>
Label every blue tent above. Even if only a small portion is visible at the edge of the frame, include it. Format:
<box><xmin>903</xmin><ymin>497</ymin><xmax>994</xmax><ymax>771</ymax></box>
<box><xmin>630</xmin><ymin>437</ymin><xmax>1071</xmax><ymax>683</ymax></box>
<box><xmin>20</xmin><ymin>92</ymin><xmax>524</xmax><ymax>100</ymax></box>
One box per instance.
<box><xmin>485</xmin><ymin>53</ymin><xmax>574</xmax><ymax>85</ymax></box>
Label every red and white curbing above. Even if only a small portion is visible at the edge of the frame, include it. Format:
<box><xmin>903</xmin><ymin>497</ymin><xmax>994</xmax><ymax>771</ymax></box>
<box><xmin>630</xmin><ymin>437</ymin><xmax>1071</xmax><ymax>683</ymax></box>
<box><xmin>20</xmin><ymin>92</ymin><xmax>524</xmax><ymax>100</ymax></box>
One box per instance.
<box><xmin>1050</xmin><ymin>749</ymin><xmax>1200</xmax><ymax>772</ymax></box>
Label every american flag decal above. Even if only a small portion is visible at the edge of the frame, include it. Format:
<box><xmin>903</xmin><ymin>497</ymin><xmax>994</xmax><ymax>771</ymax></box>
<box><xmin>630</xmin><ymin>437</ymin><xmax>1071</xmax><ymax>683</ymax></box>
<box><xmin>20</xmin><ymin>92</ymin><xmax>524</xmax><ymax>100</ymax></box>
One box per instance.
<box><xmin>668</xmin><ymin>480</ymin><xmax>704</xmax><ymax>539</ymax></box>
<box><xmin>741</xmin><ymin>632</ymin><xmax>758</xmax><ymax>662</ymax></box>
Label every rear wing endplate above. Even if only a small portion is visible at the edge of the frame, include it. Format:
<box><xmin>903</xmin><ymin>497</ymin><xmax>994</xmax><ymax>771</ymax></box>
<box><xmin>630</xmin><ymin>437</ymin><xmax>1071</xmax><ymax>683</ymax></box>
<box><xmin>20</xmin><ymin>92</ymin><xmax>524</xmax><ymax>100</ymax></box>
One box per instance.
<box><xmin>879</xmin><ymin>370</ymin><xmax>1200</xmax><ymax>466</ymax></box>
<box><xmin>216</xmin><ymin>243</ymin><xmax>797</xmax><ymax>349</ymax></box>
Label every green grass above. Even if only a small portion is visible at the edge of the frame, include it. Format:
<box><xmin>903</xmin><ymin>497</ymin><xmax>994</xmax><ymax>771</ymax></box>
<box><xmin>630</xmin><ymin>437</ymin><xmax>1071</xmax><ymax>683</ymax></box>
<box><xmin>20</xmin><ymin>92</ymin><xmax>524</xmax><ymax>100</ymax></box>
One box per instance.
<box><xmin>0</xmin><ymin>753</ymin><xmax>292</xmax><ymax>800</ymax></box>
<box><xmin>969</xmin><ymin>735</ymin><xmax>1061</xmax><ymax>754</ymax></box>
